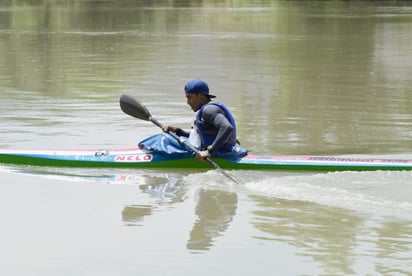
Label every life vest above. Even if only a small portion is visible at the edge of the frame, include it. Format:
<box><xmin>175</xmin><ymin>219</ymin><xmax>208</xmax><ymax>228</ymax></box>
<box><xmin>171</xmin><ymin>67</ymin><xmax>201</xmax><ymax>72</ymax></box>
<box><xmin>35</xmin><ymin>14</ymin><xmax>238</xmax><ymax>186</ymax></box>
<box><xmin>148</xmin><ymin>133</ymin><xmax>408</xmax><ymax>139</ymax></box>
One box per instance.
<box><xmin>194</xmin><ymin>102</ymin><xmax>237</xmax><ymax>151</ymax></box>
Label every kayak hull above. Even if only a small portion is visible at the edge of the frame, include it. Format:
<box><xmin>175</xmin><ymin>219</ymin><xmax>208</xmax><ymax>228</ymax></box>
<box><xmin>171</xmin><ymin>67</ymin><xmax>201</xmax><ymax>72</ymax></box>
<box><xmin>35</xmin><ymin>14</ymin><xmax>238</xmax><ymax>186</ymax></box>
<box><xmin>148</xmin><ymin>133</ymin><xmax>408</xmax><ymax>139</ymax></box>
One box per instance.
<box><xmin>2</xmin><ymin>148</ymin><xmax>412</xmax><ymax>172</ymax></box>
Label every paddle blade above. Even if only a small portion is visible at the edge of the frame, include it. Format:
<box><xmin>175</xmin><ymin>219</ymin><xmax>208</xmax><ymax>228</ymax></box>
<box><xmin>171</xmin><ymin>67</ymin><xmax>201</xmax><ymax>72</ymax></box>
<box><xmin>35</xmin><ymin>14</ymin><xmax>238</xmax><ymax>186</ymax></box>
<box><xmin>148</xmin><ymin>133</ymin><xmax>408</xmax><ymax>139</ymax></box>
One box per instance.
<box><xmin>119</xmin><ymin>94</ymin><xmax>151</xmax><ymax>121</ymax></box>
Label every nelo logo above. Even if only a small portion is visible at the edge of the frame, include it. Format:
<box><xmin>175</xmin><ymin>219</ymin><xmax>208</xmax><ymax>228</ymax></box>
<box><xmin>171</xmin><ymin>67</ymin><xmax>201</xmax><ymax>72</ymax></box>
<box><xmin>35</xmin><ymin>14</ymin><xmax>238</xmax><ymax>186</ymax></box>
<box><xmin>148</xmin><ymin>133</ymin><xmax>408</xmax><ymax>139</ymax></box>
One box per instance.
<box><xmin>115</xmin><ymin>154</ymin><xmax>152</xmax><ymax>162</ymax></box>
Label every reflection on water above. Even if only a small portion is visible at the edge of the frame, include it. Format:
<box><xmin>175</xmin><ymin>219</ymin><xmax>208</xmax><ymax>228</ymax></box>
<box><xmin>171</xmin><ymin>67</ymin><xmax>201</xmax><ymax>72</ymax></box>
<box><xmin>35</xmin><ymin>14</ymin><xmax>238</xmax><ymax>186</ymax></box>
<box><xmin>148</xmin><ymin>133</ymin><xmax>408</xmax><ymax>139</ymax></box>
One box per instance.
<box><xmin>187</xmin><ymin>188</ymin><xmax>237</xmax><ymax>252</ymax></box>
<box><xmin>122</xmin><ymin>185</ymin><xmax>238</xmax><ymax>253</ymax></box>
<box><xmin>121</xmin><ymin>174</ymin><xmax>188</xmax><ymax>227</ymax></box>
<box><xmin>10</xmin><ymin>166</ymin><xmax>237</xmax><ymax>254</ymax></box>
<box><xmin>18</xmin><ymin>165</ymin><xmax>239</xmax><ymax>252</ymax></box>
<box><xmin>137</xmin><ymin>174</ymin><xmax>183</xmax><ymax>202</ymax></box>
<box><xmin>122</xmin><ymin>205</ymin><xmax>152</xmax><ymax>227</ymax></box>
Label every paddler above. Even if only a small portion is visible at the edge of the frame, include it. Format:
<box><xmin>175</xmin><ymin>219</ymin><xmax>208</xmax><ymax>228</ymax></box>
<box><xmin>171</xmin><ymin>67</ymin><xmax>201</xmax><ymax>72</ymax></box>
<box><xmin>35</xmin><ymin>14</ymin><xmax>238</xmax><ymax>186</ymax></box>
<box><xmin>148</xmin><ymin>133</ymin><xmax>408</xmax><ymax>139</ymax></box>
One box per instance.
<box><xmin>162</xmin><ymin>79</ymin><xmax>241</xmax><ymax>161</ymax></box>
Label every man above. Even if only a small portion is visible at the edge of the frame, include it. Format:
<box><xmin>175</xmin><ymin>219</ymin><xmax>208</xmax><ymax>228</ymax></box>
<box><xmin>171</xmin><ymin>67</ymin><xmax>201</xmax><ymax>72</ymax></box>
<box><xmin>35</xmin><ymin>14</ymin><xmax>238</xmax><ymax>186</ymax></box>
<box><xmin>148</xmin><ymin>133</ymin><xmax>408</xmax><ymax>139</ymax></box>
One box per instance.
<box><xmin>162</xmin><ymin>79</ymin><xmax>238</xmax><ymax>161</ymax></box>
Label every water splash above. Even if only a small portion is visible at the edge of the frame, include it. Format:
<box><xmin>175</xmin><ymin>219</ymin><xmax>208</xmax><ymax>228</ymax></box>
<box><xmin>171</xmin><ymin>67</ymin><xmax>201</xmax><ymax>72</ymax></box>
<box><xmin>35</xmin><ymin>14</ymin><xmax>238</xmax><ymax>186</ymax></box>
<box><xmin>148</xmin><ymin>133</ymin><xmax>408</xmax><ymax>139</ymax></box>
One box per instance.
<box><xmin>243</xmin><ymin>171</ymin><xmax>412</xmax><ymax>219</ymax></box>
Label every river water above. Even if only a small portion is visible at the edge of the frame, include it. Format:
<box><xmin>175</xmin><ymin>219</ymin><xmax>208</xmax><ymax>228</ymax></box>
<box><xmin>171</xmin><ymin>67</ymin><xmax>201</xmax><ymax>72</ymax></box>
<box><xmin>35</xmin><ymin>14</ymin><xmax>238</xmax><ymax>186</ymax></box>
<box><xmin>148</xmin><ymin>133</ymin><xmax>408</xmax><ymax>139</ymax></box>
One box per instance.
<box><xmin>0</xmin><ymin>1</ymin><xmax>411</xmax><ymax>275</ymax></box>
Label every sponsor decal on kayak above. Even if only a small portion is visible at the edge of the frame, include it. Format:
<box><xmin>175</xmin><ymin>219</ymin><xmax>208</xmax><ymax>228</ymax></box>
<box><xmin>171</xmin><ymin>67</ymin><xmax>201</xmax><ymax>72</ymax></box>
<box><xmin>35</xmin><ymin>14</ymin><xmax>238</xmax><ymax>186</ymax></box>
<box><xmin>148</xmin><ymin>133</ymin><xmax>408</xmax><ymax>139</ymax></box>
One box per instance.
<box><xmin>307</xmin><ymin>156</ymin><xmax>411</xmax><ymax>164</ymax></box>
<box><xmin>115</xmin><ymin>154</ymin><xmax>152</xmax><ymax>162</ymax></box>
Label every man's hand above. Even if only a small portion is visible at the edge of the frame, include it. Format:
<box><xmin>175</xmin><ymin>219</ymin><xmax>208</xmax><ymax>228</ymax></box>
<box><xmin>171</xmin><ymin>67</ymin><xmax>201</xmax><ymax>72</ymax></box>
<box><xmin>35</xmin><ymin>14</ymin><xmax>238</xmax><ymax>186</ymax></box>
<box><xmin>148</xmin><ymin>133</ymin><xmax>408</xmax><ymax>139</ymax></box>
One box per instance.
<box><xmin>196</xmin><ymin>150</ymin><xmax>211</xmax><ymax>161</ymax></box>
<box><xmin>162</xmin><ymin>125</ymin><xmax>178</xmax><ymax>133</ymax></box>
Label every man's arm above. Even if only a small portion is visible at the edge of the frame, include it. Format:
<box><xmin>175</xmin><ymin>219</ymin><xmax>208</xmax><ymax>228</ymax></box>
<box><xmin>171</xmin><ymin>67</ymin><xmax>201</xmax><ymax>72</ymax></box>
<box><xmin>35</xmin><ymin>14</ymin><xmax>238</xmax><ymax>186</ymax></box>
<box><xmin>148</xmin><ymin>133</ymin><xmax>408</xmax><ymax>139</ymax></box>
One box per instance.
<box><xmin>202</xmin><ymin>105</ymin><xmax>234</xmax><ymax>152</ymax></box>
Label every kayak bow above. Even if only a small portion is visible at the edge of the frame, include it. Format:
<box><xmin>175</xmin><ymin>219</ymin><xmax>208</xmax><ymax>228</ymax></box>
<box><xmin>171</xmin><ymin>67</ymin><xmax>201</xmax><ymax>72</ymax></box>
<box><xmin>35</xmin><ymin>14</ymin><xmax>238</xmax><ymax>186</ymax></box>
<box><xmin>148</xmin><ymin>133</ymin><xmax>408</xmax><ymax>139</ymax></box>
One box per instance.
<box><xmin>1</xmin><ymin>147</ymin><xmax>412</xmax><ymax>172</ymax></box>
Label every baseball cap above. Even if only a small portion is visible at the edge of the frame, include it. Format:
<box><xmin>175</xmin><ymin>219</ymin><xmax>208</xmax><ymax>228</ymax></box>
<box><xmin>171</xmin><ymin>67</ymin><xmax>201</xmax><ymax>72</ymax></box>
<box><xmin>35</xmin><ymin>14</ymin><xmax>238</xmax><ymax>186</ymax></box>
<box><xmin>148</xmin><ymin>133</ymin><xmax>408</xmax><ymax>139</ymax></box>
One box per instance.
<box><xmin>184</xmin><ymin>79</ymin><xmax>216</xmax><ymax>98</ymax></box>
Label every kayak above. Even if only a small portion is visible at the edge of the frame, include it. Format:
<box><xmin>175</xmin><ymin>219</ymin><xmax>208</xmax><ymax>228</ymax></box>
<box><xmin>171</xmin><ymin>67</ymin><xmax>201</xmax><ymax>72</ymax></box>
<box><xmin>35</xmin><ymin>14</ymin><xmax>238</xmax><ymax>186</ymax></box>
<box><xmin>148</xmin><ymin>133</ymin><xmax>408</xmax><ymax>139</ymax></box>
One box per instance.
<box><xmin>1</xmin><ymin>147</ymin><xmax>412</xmax><ymax>172</ymax></box>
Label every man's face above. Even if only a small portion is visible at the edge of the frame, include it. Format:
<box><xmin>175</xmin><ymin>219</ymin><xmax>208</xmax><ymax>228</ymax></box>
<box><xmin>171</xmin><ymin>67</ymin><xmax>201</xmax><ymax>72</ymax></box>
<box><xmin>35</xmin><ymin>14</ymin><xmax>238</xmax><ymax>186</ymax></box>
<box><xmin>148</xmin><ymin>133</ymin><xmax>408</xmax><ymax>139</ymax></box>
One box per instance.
<box><xmin>186</xmin><ymin>93</ymin><xmax>207</xmax><ymax>112</ymax></box>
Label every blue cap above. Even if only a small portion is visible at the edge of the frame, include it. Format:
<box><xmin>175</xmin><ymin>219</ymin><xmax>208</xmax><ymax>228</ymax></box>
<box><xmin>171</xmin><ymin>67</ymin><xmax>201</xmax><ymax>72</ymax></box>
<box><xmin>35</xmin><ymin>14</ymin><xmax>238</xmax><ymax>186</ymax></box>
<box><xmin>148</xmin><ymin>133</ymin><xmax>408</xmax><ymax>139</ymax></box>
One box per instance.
<box><xmin>184</xmin><ymin>79</ymin><xmax>216</xmax><ymax>98</ymax></box>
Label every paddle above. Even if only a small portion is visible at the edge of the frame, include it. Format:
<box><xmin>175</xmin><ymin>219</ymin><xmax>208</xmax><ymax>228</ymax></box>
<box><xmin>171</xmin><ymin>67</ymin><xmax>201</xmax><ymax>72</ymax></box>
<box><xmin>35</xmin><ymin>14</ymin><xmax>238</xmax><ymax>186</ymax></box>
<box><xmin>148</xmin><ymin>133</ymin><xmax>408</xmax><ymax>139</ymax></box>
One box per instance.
<box><xmin>119</xmin><ymin>94</ymin><xmax>239</xmax><ymax>184</ymax></box>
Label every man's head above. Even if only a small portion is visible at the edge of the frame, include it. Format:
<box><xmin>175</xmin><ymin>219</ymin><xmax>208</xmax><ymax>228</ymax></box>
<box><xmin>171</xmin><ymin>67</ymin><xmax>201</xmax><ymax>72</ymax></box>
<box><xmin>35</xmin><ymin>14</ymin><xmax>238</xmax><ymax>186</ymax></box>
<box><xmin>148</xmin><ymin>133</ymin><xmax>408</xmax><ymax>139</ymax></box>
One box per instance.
<box><xmin>184</xmin><ymin>79</ymin><xmax>215</xmax><ymax>111</ymax></box>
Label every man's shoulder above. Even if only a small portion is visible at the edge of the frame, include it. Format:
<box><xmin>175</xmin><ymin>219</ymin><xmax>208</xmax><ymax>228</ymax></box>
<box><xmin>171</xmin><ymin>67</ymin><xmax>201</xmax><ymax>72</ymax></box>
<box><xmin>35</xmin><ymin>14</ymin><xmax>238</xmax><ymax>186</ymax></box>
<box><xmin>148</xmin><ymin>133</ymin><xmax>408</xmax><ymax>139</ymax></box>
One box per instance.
<box><xmin>203</xmin><ymin>102</ymin><xmax>225</xmax><ymax>112</ymax></box>
<box><xmin>200</xmin><ymin>103</ymin><xmax>224</xmax><ymax>121</ymax></box>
